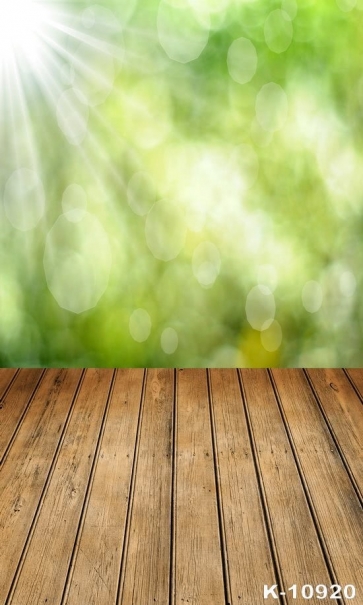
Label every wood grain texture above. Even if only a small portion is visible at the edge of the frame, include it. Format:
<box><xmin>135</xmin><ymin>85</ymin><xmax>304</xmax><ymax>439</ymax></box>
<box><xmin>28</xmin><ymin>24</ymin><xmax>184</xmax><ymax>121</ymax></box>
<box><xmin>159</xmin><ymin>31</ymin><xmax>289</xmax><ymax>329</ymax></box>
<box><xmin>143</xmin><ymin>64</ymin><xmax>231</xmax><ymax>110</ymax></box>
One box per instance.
<box><xmin>174</xmin><ymin>369</ymin><xmax>225</xmax><ymax>605</ymax></box>
<box><xmin>345</xmin><ymin>369</ymin><xmax>363</xmax><ymax>401</ymax></box>
<box><xmin>0</xmin><ymin>368</ymin><xmax>82</xmax><ymax>604</ymax></box>
<box><xmin>240</xmin><ymin>369</ymin><xmax>332</xmax><ymax>605</ymax></box>
<box><xmin>0</xmin><ymin>369</ymin><xmax>43</xmax><ymax>462</ymax></box>
<box><xmin>306</xmin><ymin>369</ymin><xmax>363</xmax><ymax>495</ymax></box>
<box><xmin>209</xmin><ymin>369</ymin><xmax>276</xmax><ymax>605</ymax></box>
<box><xmin>65</xmin><ymin>369</ymin><xmax>144</xmax><ymax>605</ymax></box>
<box><xmin>120</xmin><ymin>369</ymin><xmax>174</xmax><ymax>605</ymax></box>
<box><xmin>271</xmin><ymin>369</ymin><xmax>363</xmax><ymax>594</ymax></box>
<box><xmin>0</xmin><ymin>368</ymin><xmax>18</xmax><ymax>396</ymax></box>
<box><xmin>10</xmin><ymin>368</ymin><xmax>114</xmax><ymax>605</ymax></box>
<box><xmin>0</xmin><ymin>368</ymin><xmax>362</xmax><ymax>605</ymax></box>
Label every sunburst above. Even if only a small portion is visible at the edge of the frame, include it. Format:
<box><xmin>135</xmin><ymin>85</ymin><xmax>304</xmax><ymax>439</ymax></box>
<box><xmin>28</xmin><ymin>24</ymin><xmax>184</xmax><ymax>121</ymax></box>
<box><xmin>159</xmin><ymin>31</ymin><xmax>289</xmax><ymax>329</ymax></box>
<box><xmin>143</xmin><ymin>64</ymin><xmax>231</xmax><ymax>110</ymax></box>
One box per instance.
<box><xmin>0</xmin><ymin>0</ymin><xmax>50</xmax><ymax>68</ymax></box>
<box><xmin>0</xmin><ymin>1</ymin><xmax>125</xmax><ymax>156</ymax></box>
<box><xmin>0</xmin><ymin>1</ymin><xmax>128</xmax><ymax>317</ymax></box>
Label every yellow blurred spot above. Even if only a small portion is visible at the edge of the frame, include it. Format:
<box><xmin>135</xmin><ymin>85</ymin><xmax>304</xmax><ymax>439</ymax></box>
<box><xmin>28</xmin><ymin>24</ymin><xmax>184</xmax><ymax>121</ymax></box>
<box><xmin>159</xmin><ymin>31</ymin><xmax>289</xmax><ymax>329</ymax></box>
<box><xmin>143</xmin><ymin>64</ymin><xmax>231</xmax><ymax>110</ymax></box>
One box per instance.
<box><xmin>239</xmin><ymin>328</ymin><xmax>280</xmax><ymax>367</ymax></box>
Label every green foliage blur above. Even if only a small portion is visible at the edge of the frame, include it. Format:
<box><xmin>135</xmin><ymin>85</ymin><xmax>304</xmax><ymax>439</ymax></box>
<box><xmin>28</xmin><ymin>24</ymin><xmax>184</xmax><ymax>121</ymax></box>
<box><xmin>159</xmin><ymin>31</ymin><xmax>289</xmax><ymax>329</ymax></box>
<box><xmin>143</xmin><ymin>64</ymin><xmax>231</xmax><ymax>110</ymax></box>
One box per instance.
<box><xmin>0</xmin><ymin>0</ymin><xmax>362</xmax><ymax>367</ymax></box>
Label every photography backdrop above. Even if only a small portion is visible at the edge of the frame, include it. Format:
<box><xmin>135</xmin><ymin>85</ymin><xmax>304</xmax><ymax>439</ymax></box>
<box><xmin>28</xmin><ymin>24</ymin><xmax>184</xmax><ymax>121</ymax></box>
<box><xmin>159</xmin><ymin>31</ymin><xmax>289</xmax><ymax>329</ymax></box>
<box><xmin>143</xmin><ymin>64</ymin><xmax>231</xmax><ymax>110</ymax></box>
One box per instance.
<box><xmin>0</xmin><ymin>0</ymin><xmax>362</xmax><ymax>367</ymax></box>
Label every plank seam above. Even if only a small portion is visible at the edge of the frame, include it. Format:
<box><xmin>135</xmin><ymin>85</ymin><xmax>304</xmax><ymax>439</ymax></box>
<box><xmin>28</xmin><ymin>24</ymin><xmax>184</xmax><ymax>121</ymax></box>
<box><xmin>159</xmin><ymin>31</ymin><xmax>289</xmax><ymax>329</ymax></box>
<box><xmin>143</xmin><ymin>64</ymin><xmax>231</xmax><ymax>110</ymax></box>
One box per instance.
<box><xmin>343</xmin><ymin>369</ymin><xmax>363</xmax><ymax>406</ymax></box>
<box><xmin>206</xmin><ymin>369</ymin><xmax>232</xmax><ymax>605</ymax></box>
<box><xmin>4</xmin><ymin>368</ymin><xmax>86</xmax><ymax>605</ymax></box>
<box><xmin>303</xmin><ymin>369</ymin><xmax>362</xmax><ymax>505</ymax></box>
<box><xmin>116</xmin><ymin>368</ymin><xmax>147</xmax><ymax>605</ymax></box>
<box><xmin>0</xmin><ymin>368</ymin><xmax>21</xmax><ymax>402</ymax></box>
<box><xmin>0</xmin><ymin>369</ymin><xmax>46</xmax><ymax>467</ymax></box>
<box><xmin>169</xmin><ymin>368</ymin><xmax>177</xmax><ymax>605</ymax></box>
<box><xmin>267</xmin><ymin>369</ymin><xmax>345</xmax><ymax>605</ymax></box>
<box><xmin>60</xmin><ymin>368</ymin><xmax>118</xmax><ymax>605</ymax></box>
<box><xmin>237</xmin><ymin>370</ymin><xmax>286</xmax><ymax>605</ymax></box>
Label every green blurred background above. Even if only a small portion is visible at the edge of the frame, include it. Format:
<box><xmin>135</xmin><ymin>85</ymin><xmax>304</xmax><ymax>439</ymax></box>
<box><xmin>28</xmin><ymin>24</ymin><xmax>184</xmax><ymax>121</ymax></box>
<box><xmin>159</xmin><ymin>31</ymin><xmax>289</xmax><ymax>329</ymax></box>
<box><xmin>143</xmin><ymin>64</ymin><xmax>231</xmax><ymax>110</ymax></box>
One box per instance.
<box><xmin>0</xmin><ymin>0</ymin><xmax>362</xmax><ymax>367</ymax></box>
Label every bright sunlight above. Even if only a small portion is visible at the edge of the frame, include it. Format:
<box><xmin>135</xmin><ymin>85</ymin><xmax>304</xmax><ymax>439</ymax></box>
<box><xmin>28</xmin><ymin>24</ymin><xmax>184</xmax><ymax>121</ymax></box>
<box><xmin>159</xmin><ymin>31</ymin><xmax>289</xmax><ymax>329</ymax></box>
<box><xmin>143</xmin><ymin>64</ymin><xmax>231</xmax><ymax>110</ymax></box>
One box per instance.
<box><xmin>0</xmin><ymin>0</ymin><xmax>49</xmax><ymax>66</ymax></box>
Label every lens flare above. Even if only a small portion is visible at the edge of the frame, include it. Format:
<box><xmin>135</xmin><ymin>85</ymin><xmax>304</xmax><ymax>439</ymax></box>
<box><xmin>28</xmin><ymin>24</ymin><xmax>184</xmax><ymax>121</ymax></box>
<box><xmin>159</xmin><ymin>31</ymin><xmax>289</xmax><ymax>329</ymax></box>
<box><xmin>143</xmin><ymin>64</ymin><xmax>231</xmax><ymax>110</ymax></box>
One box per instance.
<box><xmin>0</xmin><ymin>0</ymin><xmax>49</xmax><ymax>66</ymax></box>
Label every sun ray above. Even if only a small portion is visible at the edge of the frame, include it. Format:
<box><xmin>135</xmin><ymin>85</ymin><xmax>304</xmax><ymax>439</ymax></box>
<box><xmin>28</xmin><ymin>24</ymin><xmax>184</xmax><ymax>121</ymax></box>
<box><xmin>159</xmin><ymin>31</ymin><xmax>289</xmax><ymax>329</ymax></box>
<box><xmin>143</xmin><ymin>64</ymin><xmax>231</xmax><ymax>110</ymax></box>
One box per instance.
<box><xmin>30</xmin><ymin>43</ymin><xmax>127</xmax><ymax>193</ymax></box>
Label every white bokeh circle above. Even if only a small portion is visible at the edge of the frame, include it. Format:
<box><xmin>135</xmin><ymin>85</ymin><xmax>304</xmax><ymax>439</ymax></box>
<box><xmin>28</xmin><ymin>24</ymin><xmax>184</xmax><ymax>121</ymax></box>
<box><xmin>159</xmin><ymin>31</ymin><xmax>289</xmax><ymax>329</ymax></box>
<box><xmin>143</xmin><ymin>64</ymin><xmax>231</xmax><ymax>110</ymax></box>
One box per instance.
<box><xmin>336</xmin><ymin>0</ymin><xmax>356</xmax><ymax>11</ymax></box>
<box><xmin>260</xmin><ymin>319</ymin><xmax>282</xmax><ymax>352</ymax></box>
<box><xmin>245</xmin><ymin>285</ymin><xmax>276</xmax><ymax>331</ymax></box>
<box><xmin>161</xmin><ymin>327</ymin><xmax>178</xmax><ymax>354</ymax></box>
<box><xmin>145</xmin><ymin>199</ymin><xmax>186</xmax><ymax>261</ymax></box>
<box><xmin>4</xmin><ymin>168</ymin><xmax>45</xmax><ymax>231</ymax></box>
<box><xmin>192</xmin><ymin>241</ymin><xmax>221</xmax><ymax>287</ymax></box>
<box><xmin>157</xmin><ymin>0</ymin><xmax>210</xmax><ymax>63</ymax></box>
<box><xmin>129</xmin><ymin>308</ymin><xmax>152</xmax><ymax>342</ymax></box>
<box><xmin>62</xmin><ymin>184</ymin><xmax>88</xmax><ymax>222</ymax></box>
<box><xmin>209</xmin><ymin>345</ymin><xmax>245</xmax><ymax>368</ymax></box>
<box><xmin>56</xmin><ymin>88</ymin><xmax>89</xmax><ymax>145</ymax></box>
<box><xmin>187</xmin><ymin>0</ymin><xmax>230</xmax><ymax>15</ymax></box>
<box><xmin>187</xmin><ymin>0</ymin><xmax>229</xmax><ymax>31</ymax></box>
<box><xmin>82</xmin><ymin>6</ymin><xmax>97</xmax><ymax>28</ymax></box>
<box><xmin>79</xmin><ymin>5</ymin><xmax>126</xmax><ymax>64</ymax></box>
<box><xmin>44</xmin><ymin>212</ymin><xmax>112</xmax><ymax>314</ymax></box>
<box><xmin>255</xmin><ymin>82</ymin><xmax>288</xmax><ymax>132</ymax></box>
<box><xmin>227</xmin><ymin>37</ymin><xmax>258</xmax><ymax>85</ymax></box>
<box><xmin>82</xmin><ymin>2</ymin><xmax>137</xmax><ymax>27</ymax></box>
<box><xmin>72</xmin><ymin>43</ymin><xmax>115</xmax><ymax>107</ymax></box>
<box><xmin>281</xmin><ymin>0</ymin><xmax>297</xmax><ymax>19</ymax></box>
<box><xmin>301</xmin><ymin>280</ymin><xmax>323</xmax><ymax>313</ymax></box>
<box><xmin>281</xmin><ymin>0</ymin><xmax>298</xmax><ymax>19</ymax></box>
<box><xmin>264</xmin><ymin>10</ymin><xmax>293</xmax><ymax>54</ymax></box>
<box><xmin>339</xmin><ymin>270</ymin><xmax>356</xmax><ymax>297</ymax></box>
<box><xmin>81</xmin><ymin>5</ymin><xmax>124</xmax><ymax>32</ymax></box>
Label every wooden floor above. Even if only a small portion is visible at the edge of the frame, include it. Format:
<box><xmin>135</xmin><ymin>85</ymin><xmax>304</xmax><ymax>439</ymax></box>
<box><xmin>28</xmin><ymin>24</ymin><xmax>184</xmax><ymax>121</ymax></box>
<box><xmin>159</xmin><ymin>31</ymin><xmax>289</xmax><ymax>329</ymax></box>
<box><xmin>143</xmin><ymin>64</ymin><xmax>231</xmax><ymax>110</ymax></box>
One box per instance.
<box><xmin>0</xmin><ymin>369</ymin><xmax>362</xmax><ymax>605</ymax></box>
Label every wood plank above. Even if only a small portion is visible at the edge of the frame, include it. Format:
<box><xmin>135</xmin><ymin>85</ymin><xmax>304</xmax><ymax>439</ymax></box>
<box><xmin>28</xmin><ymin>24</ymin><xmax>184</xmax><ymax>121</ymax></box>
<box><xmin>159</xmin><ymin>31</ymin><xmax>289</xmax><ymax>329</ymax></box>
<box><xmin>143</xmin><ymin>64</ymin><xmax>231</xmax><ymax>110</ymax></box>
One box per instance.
<box><xmin>9</xmin><ymin>369</ymin><xmax>114</xmax><ymax>605</ymax></box>
<box><xmin>174</xmin><ymin>369</ymin><xmax>225</xmax><ymax>605</ymax></box>
<box><xmin>1</xmin><ymin>367</ymin><xmax>361</xmax><ymax>605</ymax></box>
<box><xmin>0</xmin><ymin>369</ymin><xmax>43</xmax><ymax>462</ymax></box>
<box><xmin>271</xmin><ymin>369</ymin><xmax>363</xmax><ymax>594</ymax></box>
<box><xmin>209</xmin><ymin>369</ymin><xmax>278</xmax><ymax>605</ymax></box>
<box><xmin>345</xmin><ymin>369</ymin><xmax>363</xmax><ymax>402</ymax></box>
<box><xmin>0</xmin><ymin>368</ymin><xmax>18</xmax><ymax>397</ymax></box>
<box><xmin>306</xmin><ymin>369</ymin><xmax>363</xmax><ymax>494</ymax></box>
<box><xmin>240</xmin><ymin>369</ymin><xmax>332</xmax><ymax>605</ymax></box>
<box><xmin>0</xmin><ymin>368</ymin><xmax>83</xmax><ymax>604</ymax></box>
<box><xmin>65</xmin><ymin>369</ymin><xmax>144</xmax><ymax>605</ymax></box>
<box><xmin>120</xmin><ymin>369</ymin><xmax>174</xmax><ymax>605</ymax></box>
